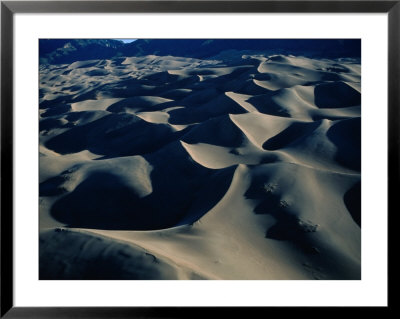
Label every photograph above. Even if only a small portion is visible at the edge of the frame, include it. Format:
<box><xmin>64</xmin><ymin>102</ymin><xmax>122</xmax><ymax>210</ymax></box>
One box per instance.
<box><xmin>38</xmin><ymin>39</ymin><xmax>361</xmax><ymax>280</ymax></box>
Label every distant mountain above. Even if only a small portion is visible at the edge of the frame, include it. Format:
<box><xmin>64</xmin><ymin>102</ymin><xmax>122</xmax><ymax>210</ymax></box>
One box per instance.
<box><xmin>120</xmin><ymin>39</ymin><xmax>361</xmax><ymax>59</ymax></box>
<box><xmin>39</xmin><ymin>39</ymin><xmax>124</xmax><ymax>64</ymax></box>
<box><xmin>39</xmin><ymin>39</ymin><xmax>361</xmax><ymax>65</ymax></box>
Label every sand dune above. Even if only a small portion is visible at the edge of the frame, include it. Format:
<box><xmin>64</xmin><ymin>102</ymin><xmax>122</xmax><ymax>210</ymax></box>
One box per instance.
<box><xmin>39</xmin><ymin>48</ymin><xmax>361</xmax><ymax>280</ymax></box>
<box><xmin>70</xmin><ymin>98</ymin><xmax>123</xmax><ymax>112</ymax></box>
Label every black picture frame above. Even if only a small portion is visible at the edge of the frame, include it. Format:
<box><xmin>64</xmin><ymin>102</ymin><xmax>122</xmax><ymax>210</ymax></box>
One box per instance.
<box><xmin>1</xmin><ymin>0</ymin><xmax>395</xmax><ymax>317</ymax></box>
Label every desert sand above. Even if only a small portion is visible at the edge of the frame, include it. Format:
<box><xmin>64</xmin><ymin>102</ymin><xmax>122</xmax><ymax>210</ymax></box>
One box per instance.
<box><xmin>39</xmin><ymin>41</ymin><xmax>361</xmax><ymax>280</ymax></box>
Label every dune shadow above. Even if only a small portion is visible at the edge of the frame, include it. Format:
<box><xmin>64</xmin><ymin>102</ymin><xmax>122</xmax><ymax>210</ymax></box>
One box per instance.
<box><xmin>314</xmin><ymin>81</ymin><xmax>360</xmax><ymax>109</ymax></box>
<box><xmin>84</xmin><ymin>69</ymin><xmax>109</xmax><ymax>76</ymax></box>
<box><xmin>50</xmin><ymin>171</ymin><xmax>151</xmax><ymax>229</ymax></box>
<box><xmin>168</xmin><ymin>93</ymin><xmax>246</xmax><ymax>125</ymax></box>
<box><xmin>45</xmin><ymin>113</ymin><xmax>183</xmax><ymax>157</ymax></box>
<box><xmin>39</xmin><ymin>118</ymin><xmax>71</xmax><ymax>133</ymax></box>
<box><xmin>107</xmin><ymin>96</ymin><xmax>175</xmax><ymax>114</ymax></box>
<box><xmin>72</xmin><ymin>78</ymin><xmax>159</xmax><ymax>102</ymax></box>
<box><xmin>141</xmin><ymin>71</ymin><xmax>181</xmax><ymax>85</ymax></box>
<box><xmin>262</xmin><ymin>121</ymin><xmax>320</xmax><ymax>151</ymax></box>
<box><xmin>39</xmin><ymin>229</ymin><xmax>179</xmax><ymax>279</ymax></box>
<box><xmin>326</xmin><ymin>117</ymin><xmax>361</xmax><ymax>171</ymax></box>
<box><xmin>181</xmin><ymin>115</ymin><xmax>245</xmax><ymax>148</ymax></box>
<box><xmin>141</xmin><ymin>142</ymin><xmax>236</xmax><ymax>227</ymax></box>
<box><xmin>48</xmin><ymin>143</ymin><xmax>235</xmax><ymax>230</ymax></box>
<box><xmin>40</xmin><ymin>96</ymin><xmax>74</xmax><ymax>110</ymax></box>
<box><xmin>343</xmin><ymin>180</ymin><xmax>361</xmax><ymax>227</ymax></box>
<box><xmin>247</xmin><ymin>94</ymin><xmax>291</xmax><ymax>117</ymax></box>
<box><xmin>40</xmin><ymin>175</ymin><xmax>69</xmax><ymax>196</ymax></box>
<box><xmin>245</xmin><ymin>177</ymin><xmax>320</xmax><ymax>254</ymax></box>
<box><xmin>41</xmin><ymin>104</ymin><xmax>71</xmax><ymax>117</ymax></box>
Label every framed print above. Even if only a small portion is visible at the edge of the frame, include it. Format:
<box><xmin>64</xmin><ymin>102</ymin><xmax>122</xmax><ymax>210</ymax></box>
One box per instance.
<box><xmin>1</xmin><ymin>0</ymin><xmax>396</xmax><ymax>317</ymax></box>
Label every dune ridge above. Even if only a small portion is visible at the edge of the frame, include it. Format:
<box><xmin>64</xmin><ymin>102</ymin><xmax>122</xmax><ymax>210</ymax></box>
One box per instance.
<box><xmin>39</xmin><ymin>50</ymin><xmax>361</xmax><ymax>280</ymax></box>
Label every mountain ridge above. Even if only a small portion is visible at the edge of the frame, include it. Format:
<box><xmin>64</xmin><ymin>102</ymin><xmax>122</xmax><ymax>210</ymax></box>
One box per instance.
<box><xmin>39</xmin><ymin>39</ymin><xmax>361</xmax><ymax>65</ymax></box>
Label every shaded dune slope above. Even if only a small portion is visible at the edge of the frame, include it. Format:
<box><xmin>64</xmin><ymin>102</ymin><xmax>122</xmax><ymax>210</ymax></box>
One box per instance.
<box><xmin>41</xmin><ymin>142</ymin><xmax>236</xmax><ymax>230</ymax></box>
<box><xmin>40</xmin><ymin>228</ymin><xmax>206</xmax><ymax>279</ymax></box>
